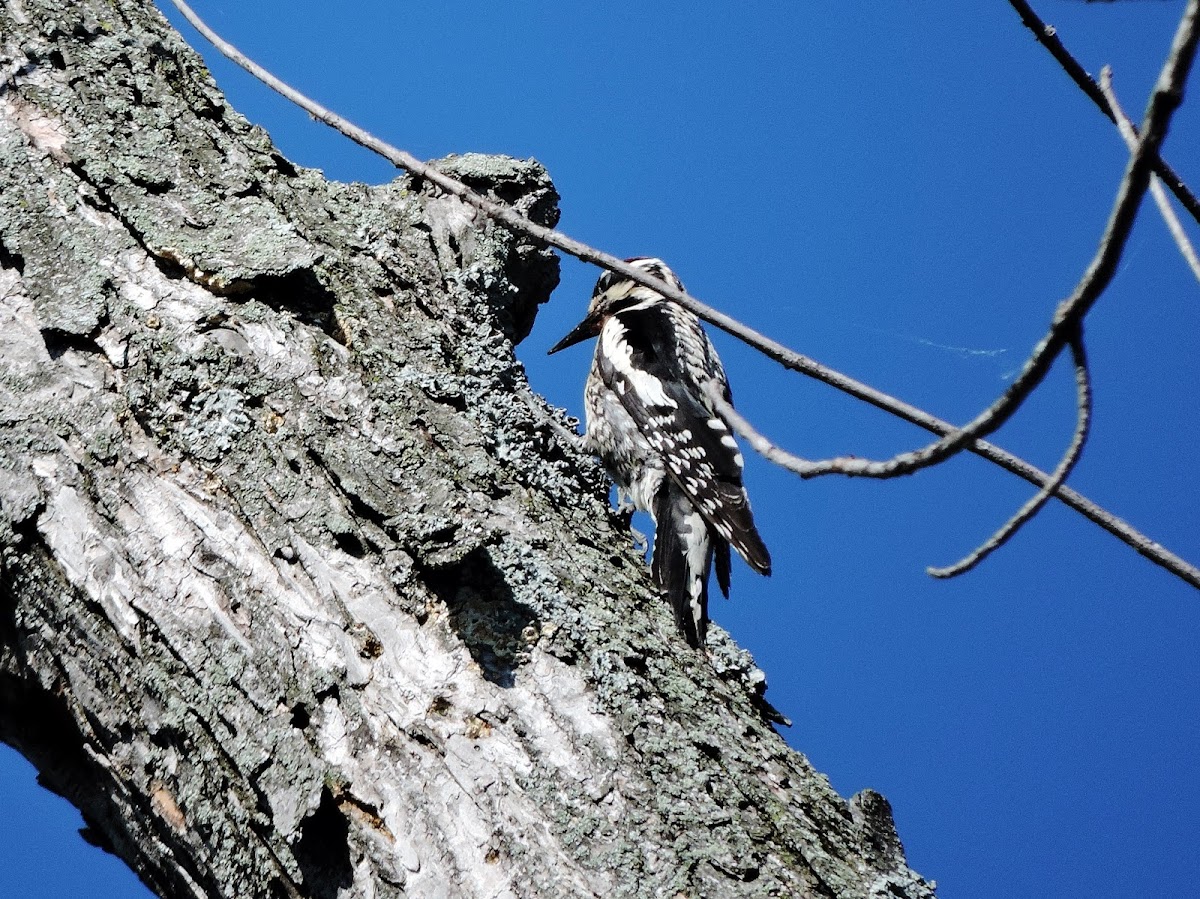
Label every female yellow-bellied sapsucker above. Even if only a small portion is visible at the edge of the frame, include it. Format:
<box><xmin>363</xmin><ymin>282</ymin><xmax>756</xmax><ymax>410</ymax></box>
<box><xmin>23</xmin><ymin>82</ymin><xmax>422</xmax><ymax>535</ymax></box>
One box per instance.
<box><xmin>549</xmin><ymin>257</ymin><xmax>771</xmax><ymax>647</ymax></box>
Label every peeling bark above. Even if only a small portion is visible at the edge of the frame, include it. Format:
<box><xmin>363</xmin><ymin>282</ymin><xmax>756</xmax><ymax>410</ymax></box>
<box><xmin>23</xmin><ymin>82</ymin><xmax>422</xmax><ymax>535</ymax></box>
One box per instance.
<box><xmin>0</xmin><ymin>2</ymin><xmax>935</xmax><ymax>897</ymax></box>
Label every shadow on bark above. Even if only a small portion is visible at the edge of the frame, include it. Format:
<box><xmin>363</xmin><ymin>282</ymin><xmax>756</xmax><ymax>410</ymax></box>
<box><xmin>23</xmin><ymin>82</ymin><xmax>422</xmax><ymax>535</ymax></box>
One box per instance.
<box><xmin>248</xmin><ymin>269</ymin><xmax>340</xmax><ymax>338</ymax></box>
<box><xmin>293</xmin><ymin>787</ymin><xmax>354</xmax><ymax>899</ymax></box>
<box><xmin>428</xmin><ymin>546</ymin><xmax>539</xmax><ymax>688</ymax></box>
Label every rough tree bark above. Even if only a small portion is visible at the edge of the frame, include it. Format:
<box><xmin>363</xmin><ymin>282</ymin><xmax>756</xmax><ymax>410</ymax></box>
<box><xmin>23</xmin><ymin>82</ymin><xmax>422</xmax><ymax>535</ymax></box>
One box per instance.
<box><xmin>0</xmin><ymin>2</ymin><xmax>935</xmax><ymax>897</ymax></box>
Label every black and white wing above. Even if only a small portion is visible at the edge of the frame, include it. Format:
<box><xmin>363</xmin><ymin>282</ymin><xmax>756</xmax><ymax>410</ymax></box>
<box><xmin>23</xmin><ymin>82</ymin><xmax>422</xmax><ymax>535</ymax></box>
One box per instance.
<box><xmin>594</xmin><ymin>300</ymin><xmax>771</xmax><ymax>577</ymax></box>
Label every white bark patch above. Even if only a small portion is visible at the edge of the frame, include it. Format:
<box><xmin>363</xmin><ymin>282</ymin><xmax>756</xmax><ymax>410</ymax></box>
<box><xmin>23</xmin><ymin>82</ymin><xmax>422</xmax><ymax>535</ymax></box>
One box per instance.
<box><xmin>330</xmin><ymin>571</ymin><xmax>623</xmax><ymax>898</ymax></box>
<box><xmin>0</xmin><ymin>92</ymin><xmax>70</xmax><ymax>161</ymax></box>
<box><xmin>39</xmin><ymin>479</ymin><xmax>143</xmax><ymax>646</ymax></box>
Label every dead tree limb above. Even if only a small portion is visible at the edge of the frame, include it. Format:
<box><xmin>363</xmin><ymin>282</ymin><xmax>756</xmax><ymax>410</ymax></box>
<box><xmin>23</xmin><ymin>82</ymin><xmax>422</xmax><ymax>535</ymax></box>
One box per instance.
<box><xmin>0</xmin><ymin>1</ymin><xmax>934</xmax><ymax>897</ymax></box>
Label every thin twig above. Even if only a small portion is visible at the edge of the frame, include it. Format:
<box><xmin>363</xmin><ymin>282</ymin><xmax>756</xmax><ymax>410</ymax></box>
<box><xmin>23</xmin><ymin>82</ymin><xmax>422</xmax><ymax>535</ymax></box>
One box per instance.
<box><xmin>1099</xmin><ymin>66</ymin><xmax>1200</xmax><ymax>284</ymax></box>
<box><xmin>802</xmin><ymin>0</ymin><xmax>1199</xmax><ymax>481</ymax></box>
<box><xmin>1007</xmin><ymin>0</ymin><xmax>1200</xmax><ymax>226</ymax></box>
<box><xmin>709</xmin><ymin>339</ymin><xmax>1198</xmax><ymax>588</ymax></box>
<box><xmin>167</xmin><ymin>0</ymin><xmax>1200</xmax><ymax>591</ymax></box>
<box><xmin>928</xmin><ymin>331</ymin><xmax>1091</xmax><ymax>578</ymax></box>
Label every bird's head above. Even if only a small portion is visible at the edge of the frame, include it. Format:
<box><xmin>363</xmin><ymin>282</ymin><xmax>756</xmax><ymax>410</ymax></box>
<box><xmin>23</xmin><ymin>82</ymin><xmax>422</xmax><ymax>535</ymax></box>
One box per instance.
<box><xmin>547</xmin><ymin>257</ymin><xmax>684</xmax><ymax>354</ymax></box>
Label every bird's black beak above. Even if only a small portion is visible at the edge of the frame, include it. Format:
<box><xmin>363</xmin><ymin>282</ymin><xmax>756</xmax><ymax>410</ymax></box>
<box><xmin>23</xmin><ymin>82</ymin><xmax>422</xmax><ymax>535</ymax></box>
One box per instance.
<box><xmin>547</xmin><ymin>313</ymin><xmax>601</xmax><ymax>355</ymax></box>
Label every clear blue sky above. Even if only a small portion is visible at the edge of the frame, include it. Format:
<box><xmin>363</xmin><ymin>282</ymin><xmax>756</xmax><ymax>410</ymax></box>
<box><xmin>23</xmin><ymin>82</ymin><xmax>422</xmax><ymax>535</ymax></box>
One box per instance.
<box><xmin>4</xmin><ymin>2</ymin><xmax>1198</xmax><ymax>896</ymax></box>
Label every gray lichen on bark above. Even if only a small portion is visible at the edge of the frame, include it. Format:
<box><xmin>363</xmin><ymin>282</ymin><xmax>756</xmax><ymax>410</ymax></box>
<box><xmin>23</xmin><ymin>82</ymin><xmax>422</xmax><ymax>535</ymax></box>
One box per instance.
<box><xmin>0</xmin><ymin>1</ymin><xmax>936</xmax><ymax>897</ymax></box>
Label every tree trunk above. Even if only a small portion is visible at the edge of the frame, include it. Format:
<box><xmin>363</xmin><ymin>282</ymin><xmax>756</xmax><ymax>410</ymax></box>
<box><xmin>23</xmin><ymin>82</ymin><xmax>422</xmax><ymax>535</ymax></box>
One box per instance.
<box><xmin>0</xmin><ymin>2</ymin><xmax>934</xmax><ymax>897</ymax></box>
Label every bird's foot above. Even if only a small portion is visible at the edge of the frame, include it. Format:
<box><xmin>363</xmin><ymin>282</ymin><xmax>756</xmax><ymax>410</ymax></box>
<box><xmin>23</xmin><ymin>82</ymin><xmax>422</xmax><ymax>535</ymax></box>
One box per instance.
<box><xmin>613</xmin><ymin>495</ymin><xmax>649</xmax><ymax>553</ymax></box>
<box><xmin>630</xmin><ymin>525</ymin><xmax>649</xmax><ymax>556</ymax></box>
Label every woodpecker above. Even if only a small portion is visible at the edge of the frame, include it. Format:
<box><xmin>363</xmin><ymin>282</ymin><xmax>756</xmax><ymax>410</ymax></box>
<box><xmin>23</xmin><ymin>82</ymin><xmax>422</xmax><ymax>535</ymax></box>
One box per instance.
<box><xmin>548</xmin><ymin>257</ymin><xmax>770</xmax><ymax>648</ymax></box>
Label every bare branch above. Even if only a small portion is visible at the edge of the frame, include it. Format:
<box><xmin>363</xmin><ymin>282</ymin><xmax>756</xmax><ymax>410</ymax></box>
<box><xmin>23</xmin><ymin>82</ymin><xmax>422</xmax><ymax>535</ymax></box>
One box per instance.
<box><xmin>801</xmin><ymin>0</ymin><xmax>1199</xmax><ymax>481</ymax></box>
<box><xmin>1008</xmin><ymin>0</ymin><xmax>1200</xmax><ymax>226</ymax></box>
<box><xmin>1099</xmin><ymin>66</ymin><xmax>1200</xmax><ymax>284</ymax></box>
<box><xmin>928</xmin><ymin>331</ymin><xmax>1092</xmax><ymax>579</ymax></box>
<box><xmin>709</xmin><ymin>335</ymin><xmax>1200</xmax><ymax>588</ymax></box>
<box><xmin>167</xmin><ymin>0</ymin><xmax>1200</xmax><ymax>592</ymax></box>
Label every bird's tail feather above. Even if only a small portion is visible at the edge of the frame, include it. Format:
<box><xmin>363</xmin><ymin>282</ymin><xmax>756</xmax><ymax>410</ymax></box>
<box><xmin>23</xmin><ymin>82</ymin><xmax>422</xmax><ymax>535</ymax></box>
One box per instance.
<box><xmin>652</xmin><ymin>484</ymin><xmax>713</xmax><ymax>648</ymax></box>
<box><xmin>714</xmin><ymin>538</ymin><xmax>731</xmax><ymax>598</ymax></box>
<box><xmin>712</xmin><ymin>483</ymin><xmax>771</xmax><ymax>576</ymax></box>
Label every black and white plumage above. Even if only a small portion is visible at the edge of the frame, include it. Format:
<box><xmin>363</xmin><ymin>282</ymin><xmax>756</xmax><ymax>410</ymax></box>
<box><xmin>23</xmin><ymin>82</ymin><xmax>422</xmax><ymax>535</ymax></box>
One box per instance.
<box><xmin>548</xmin><ymin>257</ymin><xmax>770</xmax><ymax>647</ymax></box>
